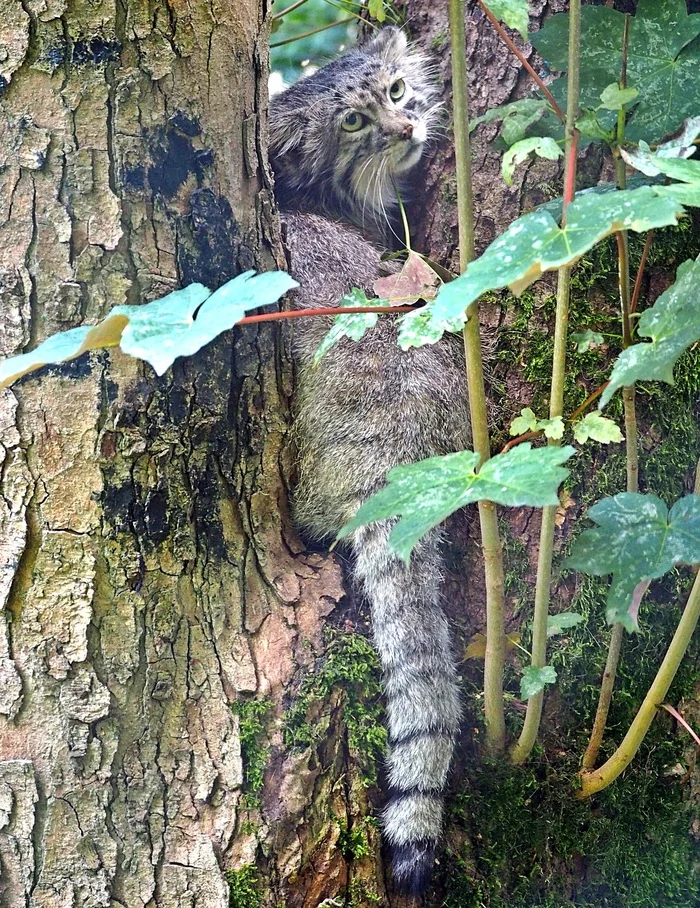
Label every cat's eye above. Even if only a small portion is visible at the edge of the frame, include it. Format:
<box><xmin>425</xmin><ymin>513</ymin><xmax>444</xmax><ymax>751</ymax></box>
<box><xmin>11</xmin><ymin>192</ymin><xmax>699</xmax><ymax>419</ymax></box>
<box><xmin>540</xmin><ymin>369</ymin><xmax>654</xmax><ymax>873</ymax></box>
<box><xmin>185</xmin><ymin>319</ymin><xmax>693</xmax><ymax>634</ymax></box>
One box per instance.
<box><xmin>342</xmin><ymin>111</ymin><xmax>367</xmax><ymax>132</ymax></box>
<box><xmin>389</xmin><ymin>79</ymin><xmax>406</xmax><ymax>101</ymax></box>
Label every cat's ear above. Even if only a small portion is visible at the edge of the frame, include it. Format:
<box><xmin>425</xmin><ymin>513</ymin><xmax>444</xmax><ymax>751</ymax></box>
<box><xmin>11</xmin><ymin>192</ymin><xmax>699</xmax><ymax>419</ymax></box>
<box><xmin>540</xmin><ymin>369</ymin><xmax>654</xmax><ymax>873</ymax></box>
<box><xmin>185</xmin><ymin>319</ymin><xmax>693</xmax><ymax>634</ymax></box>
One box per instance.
<box><xmin>364</xmin><ymin>27</ymin><xmax>408</xmax><ymax>62</ymax></box>
<box><xmin>269</xmin><ymin>103</ymin><xmax>305</xmax><ymax>156</ymax></box>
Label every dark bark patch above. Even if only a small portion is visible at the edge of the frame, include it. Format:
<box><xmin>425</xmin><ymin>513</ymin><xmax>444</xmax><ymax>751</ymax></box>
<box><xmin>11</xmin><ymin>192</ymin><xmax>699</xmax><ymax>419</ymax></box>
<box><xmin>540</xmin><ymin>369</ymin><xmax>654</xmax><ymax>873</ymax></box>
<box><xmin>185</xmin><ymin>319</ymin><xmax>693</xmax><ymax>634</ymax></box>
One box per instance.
<box><xmin>168</xmin><ymin>111</ymin><xmax>201</xmax><ymax>137</ymax></box>
<box><xmin>178</xmin><ymin>188</ymin><xmax>254</xmax><ymax>288</ymax></box>
<box><xmin>72</xmin><ymin>38</ymin><xmax>122</xmax><ymax>66</ymax></box>
<box><xmin>0</xmin><ymin>76</ymin><xmax>8</xmax><ymax>96</ymax></box>
<box><xmin>147</xmin><ymin>128</ymin><xmax>211</xmax><ymax>199</ymax></box>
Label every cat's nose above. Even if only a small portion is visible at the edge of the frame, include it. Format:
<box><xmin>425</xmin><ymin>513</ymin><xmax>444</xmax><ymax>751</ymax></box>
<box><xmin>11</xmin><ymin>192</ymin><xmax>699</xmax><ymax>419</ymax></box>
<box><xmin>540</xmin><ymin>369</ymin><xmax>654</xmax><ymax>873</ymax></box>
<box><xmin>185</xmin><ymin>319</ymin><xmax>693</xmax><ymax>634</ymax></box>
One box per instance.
<box><xmin>401</xmin><ymin>122</ymin><xmax>414</xmax><ymax>139</ymax></box>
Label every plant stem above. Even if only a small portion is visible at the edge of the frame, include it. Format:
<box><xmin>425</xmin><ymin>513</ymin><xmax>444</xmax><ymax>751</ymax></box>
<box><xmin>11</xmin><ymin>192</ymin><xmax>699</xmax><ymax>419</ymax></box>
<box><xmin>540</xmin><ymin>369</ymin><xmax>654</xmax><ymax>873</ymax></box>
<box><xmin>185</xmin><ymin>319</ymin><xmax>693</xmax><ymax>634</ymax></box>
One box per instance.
<box><xmin>271</xmin><ymin>0</ymin><xmax>311</xmax><ymax>21</ymax></box>
<box><xmin>476</xmin><ymin>0</ymin><xmax>565</xmax><ymax>122</ymax></box>
<box><xmin>578</xmin><ymin>568</ymin><xmax>700</xmax><ymax>797</ymax></box>
<box><xmin>511</xmin><ymin>0</ymin><xmax>581</xmax><ymax>766</ymax></box>
<box><xmin>581</xmin><ymin>21</ymin><xmax>638</xmax><ymax>771</ymax></box>
<box><xmin>270</xmin><ymin>17</ymin><xmax>355</xmax><ymax>47</ymax></box>
<box><xmin>235</xmin><ymin>303</ymin><xmax>417</xmax><ymax>325</ymax></box>
<box><xmin>450</xmin><ymin>0</ymin><xmax>506</xmax><ymax>754</ymax></box>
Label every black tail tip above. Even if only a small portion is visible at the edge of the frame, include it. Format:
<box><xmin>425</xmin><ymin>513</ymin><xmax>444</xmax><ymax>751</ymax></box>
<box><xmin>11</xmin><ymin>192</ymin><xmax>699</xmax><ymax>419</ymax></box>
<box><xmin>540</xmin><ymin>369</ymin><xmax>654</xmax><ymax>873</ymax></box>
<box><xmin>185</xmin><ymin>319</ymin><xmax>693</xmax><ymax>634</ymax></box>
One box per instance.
<box><xmin>390</xmin><ymin>839</ymin><xmax>438</xmax><ymax>896</ymax></box>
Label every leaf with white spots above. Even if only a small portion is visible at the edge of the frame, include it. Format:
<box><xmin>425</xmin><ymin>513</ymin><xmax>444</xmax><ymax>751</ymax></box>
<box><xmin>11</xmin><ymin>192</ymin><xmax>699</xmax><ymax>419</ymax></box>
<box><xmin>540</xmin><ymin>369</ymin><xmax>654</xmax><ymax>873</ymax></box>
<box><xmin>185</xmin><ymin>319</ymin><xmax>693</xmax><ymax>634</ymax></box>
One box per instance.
<box><xmin>0</xmin><ymin>271</ymin><xmax>298</xmax><ymax>387</ymax></box>
<box><xmin>398</xmin><ymin>184</ymin><xmax>687</xmax><ymax>348</ymax></box>
<box><xmin>531</xmin><ymin>0</ymin><xmax>700</xmax><ymax>143</ymax></box>
<box><xmin>471</xmin><ymin>99</ymin><xmax>554</xmax><ymax>145</ymax></box>
<box><xmin>600</xmin><ymin>257</ymin><xmax>700</xmax><ymax>408</ymax></box>
<box><xmin>502</xmin><ymin>137</ymin><xmax>563</xmax><ymax>186</ymax></box>
<box><xmin>338</xmin><ymin>443</ymin><xmax>575</xmax><ymax>564</ymax></box>
<box><xmin>565</xmin><ymin>492</ymin><xmax>700</xmax><ymax>630</ymax></box>
<box><xmin>571</xmin><ymin>329</ymin><xmax>604</xmax><ymax>352</ymax></box>
<box><xmin>314</xmin><ymin>289</ymin><xmax>391</xmax><ymax>365</ymax></box>
<box><xmin>598</xmin><ymin>83</ymin><xmax>639</xmax><ymax>111</ymax></box>
<box><xmin>520</xmin><ymin>664</ymin><xmax>557</xmax><ymax>699</ymax></box>
<box><xmin>546</xmin><ymin>612</ymin><xmax>584</xmax><ymax>637</ymax></box>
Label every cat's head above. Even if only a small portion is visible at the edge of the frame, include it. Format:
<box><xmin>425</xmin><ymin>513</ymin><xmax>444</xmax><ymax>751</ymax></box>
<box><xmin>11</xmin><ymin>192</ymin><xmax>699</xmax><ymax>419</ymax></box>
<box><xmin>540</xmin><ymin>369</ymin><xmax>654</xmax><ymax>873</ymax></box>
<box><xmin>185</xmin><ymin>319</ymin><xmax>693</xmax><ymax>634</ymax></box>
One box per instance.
<box><xmin>270</xmin><ymin>28</ymin><xmax>439</xmax><ymax>237</ymax></box>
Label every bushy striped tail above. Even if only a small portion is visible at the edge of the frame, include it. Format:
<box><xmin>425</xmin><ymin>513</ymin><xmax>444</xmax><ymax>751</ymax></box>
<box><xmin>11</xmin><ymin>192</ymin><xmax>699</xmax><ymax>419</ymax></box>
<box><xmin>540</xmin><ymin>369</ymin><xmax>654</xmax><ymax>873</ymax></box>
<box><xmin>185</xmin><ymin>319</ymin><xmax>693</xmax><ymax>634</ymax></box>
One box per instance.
<box><xmin>351</xmin><ymin>522</ymin><xmax>461</xmax><ymax>895</ymax></box>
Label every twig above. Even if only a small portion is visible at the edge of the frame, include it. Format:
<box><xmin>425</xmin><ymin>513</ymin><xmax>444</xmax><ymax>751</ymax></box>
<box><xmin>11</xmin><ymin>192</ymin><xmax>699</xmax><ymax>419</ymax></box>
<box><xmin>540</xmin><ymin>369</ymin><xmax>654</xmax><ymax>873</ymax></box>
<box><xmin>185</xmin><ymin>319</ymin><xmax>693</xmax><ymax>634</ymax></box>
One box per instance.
<box><xmin>476</xmin><ymin>0</ymin><xmax>565</xmax><ymax>122</ymax></box>
<box><xmin>270</xmin><ymin>17</ymin><xmax>355</xmax><ymax>48</ymax></box>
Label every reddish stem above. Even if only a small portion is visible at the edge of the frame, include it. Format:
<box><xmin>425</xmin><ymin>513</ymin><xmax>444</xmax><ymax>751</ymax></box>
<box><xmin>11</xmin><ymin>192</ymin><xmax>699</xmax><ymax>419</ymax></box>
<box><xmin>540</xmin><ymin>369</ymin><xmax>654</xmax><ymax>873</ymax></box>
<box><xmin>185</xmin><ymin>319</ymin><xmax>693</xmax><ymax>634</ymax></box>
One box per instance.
<box><xmin>661</xmin><ymin>703</ymin><xmax>700</xmax><ymax>749</ymax></box>
<box><xmin>630</xmin><ymin>230</ymin><xmax>654</xmax><ymax>315</ymax></box>
<box><xmin>569</xmin><ymin>382</ymin><xmax>610</xmax><ymax>422</ymax></box>
<box><xmin>476</xmin><ymin>0</ymin><xmax>565</xmax><ymax>122</ymax></box>
<box><xmin>235</xmin><ymin>303</ymin><xmax>418</xmax><ymax>325</ymax></box>
<box><xmin>500</xmin><ymin>428</ymin><xmax>543</xmax><ymax>453</ymax></box>
<box><xmin>562</xmin><ymin>128</ymin><xmax>580</xmax><ymax>220</ymax></box>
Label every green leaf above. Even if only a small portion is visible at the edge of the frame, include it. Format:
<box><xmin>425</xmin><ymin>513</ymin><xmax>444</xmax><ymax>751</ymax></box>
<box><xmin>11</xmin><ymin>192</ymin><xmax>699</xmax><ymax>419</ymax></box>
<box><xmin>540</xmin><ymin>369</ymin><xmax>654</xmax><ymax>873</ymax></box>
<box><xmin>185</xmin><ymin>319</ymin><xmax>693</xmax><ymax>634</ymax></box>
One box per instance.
<box><xmin>470</xmin><ymin>99</ymin><xmax>551</xmax><ymax>145</ymax></box>
<box><xmin>481</xmin><ymin>0</ymin><xmax>530</xmax><ymax>41</ymax></box>
<box><xmin>571</xmin><ymin>329</ymin><xmax>604</xmax><ymax>352</ymax></box>
<box><xmin>546</xmin><ymin>612</ymin><xmax>584</xmax><ymax>637</ymax></box>
<box><xmin>337</xmin><ymin>443</ymin><xmax>575</xmax><ymax>564</ymax></box>
<box><xmin>314</xmin><ymin>289</ymin><xmax>390</xmax><ymax>365</ymax></box>
<box><xmin>509</xmin><ymin>408</ymin><xmax>563</xmax><ymax>439</ymax></box>
<box><xmin>520</xmin><ymin>664</ymin><xmax>557</xmax><ymax>699</ymax></box>
<box><xmin>0</xmin><ymin>271</ymin><xmax>298</xmax><ymax>387</ymax></box>
<box><xmin>541</xmin><ymin>417</ymin><xmax>565</xmax><ymax>440</ymax></box>
<box><xmin>601</xmin><ymin>257</ymin><xmax>700</xmax><ymax>408</ymax></box>
<box><xmin>575</xmin><ymin>109</ymin><xmax>615</xmax><ymax>142</ymax></box>
<box><xmin>510</xmin><ymin>407</ymin><xmax>539</xmax><ymax>435</ymax></box>
<box><xmin>598</xmin><ymin>83</ymin><xmax>639</xmax><ymax>111</ymax></box>
<box><xmin>368</xmin><ymin>0</ymin><xmax>387</xmax><ymax>22</ymax></box>
<box><xmin>398</xmin><ymin>184</ymin><xmax>686</xmax><ymax>348</ymax></box>
<box><xmin>573</xmin><ymin>411</ymin><xmax>624</xmax><ymax>445</ymax></box>
<box><xmin>565</xmin><ymin>492</ymin><xmax>700</xmax><ymax>630</ymax></box>
<box><xmin>502</xmin><ymin>137</ymin><xmax>563</xmax><ymax>186</ymax></box>
<box><xmin>531</xmin><ymin>0</ymin><xmax>700</xmax><ymax>144</ymax></box>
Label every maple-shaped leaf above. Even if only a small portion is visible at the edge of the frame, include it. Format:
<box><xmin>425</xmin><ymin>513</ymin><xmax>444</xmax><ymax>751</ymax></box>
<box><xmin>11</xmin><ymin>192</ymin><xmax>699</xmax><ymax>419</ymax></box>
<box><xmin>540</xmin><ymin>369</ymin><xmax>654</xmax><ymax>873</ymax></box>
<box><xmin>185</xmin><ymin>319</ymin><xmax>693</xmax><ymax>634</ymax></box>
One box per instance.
<box><xmin>565</xmin><ymin>492</ymin><xmax>700</xmax><ymax>630</ymax></box>
<box><xmin>373</xmin><ymin>251</ymin><xmax>441</xmax><ymax>305</ymax></box>
<box><xmin>532</xmin><ymin>0</ymin><xmax>700</xmax><ymax>144</ymax></box>
<box><xmin>601</xmin><ymin>257</ymin><xmax>700</xmax><ymax>407</ymax></box>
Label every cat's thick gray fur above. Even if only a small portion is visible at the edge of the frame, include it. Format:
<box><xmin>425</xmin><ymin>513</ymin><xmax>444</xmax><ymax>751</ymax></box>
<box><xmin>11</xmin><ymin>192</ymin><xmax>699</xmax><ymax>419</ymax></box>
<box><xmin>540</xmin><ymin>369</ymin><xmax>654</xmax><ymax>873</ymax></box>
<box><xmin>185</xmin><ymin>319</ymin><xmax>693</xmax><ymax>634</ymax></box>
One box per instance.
<box><xmin>272</xmin><ymin>29</ymin><xmax>469</xmax><ymax>894</ymax></box>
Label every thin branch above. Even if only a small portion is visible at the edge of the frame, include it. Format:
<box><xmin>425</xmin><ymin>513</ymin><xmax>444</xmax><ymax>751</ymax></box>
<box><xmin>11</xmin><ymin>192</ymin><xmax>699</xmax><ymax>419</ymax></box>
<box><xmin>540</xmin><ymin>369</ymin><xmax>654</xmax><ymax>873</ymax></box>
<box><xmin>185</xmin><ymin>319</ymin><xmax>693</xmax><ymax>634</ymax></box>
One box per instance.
<box><xmin>270</xmin><ymin>17</ymin><xmax>355</xmax><ymax>48</ymax></box>
<box><xmin>235</xmin><ymin>303</ymin><xmax>418</xmax><ymax>325</ymax></box>
<box><xmin>630</xmin><ymin>230</ymin><xmax>654</xmax><ymax>314</ymax></box>
<box><xmin>660</xmin><ymin>703</ymin><xmax>700</xmax><ymax>749</ymax></box>
<box><xmin>476</xmin><ymin>0</ymin><xmax>565</xmax><ymax>122</ymax></box>
<box><xmin>579</xmin><ymin>568</ymin><xmax>700</xmax><ymax>797</ymax></box>
<box><xmin>271</xmin><ymin>0</ymin><xmax>311</xmax><ymax>21</ymax></box>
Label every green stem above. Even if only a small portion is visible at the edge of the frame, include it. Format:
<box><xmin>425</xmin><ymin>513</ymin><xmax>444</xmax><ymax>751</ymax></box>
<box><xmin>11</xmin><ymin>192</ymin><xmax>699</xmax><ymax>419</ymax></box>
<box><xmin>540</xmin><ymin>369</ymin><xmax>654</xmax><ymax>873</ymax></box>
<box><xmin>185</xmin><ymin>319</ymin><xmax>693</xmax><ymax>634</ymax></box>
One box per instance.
<box><xmin>270</xmin><ymin>17</ymin><xmax>355</xmax><ymax>47</ymax></box>
<box><xmin>581</xmin><ymin>22</ymin><xmax>638</xmax><ymax>771</ymax></box>
<box><xmin>449</xmin><ymin>0</ymin><xmax>506</xmax><ymax>754</ymax></box>
<box><xmin>578</xmin><ymin>568</ymin><xmax>700</xmax><ymax>797</ymax></box>
<box><xmin>511</xmin><ymin>0</ymin><xmax>581</xmax><ymax>765</ymax></box>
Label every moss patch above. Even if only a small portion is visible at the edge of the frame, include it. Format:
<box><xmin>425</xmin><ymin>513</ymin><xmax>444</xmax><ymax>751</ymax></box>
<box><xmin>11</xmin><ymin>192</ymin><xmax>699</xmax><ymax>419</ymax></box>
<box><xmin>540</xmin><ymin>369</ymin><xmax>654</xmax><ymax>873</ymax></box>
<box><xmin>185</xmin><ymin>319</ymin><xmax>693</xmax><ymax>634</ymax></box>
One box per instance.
<box><xmin>232</xmin><ymin>697</ymin><xmax>273</xmax><ymax>809</ymax></box>
<box><xmin>226</xmin><ymin>865</ymin><xmax>261</xmax><ymax>908</ymax></box>
<box><xmin>284</xmin><ymin>629</ymin><xmax>386</xmax><ymax>787</ymax></box>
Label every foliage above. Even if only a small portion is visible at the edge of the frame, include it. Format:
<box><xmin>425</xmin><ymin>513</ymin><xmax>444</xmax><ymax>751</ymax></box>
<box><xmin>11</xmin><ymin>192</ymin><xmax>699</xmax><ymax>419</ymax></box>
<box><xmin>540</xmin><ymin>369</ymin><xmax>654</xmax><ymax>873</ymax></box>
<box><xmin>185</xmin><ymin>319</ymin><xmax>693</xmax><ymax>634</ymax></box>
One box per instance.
<box><xmin>284</xmin><ymin>630</ymin><xmax>386</xmax><ymax>787</ymax></box>
<box><xmin>226</xmin><ymin>865</ymin><xmax>262</xmax><ymax>908</ymax></box>
<box><xmin>338</xmin><ymin>443</ymin><xmax>575</xmax><ymax>564</ymax></box>
<box><xmin>0</xmin><ymin>271</ymin><xmax>297</xmax><ymax>387</ymax></box>
<box><xmin>313</xmin><ymin>289</ymin><xmax>390</xmax><ymax>364</ymax></box>
<box><xmin>566</xmin><ymin>493</ymin><xmax>700</xmax><ymax>630</ymax></box>
<box><xmin>601</xmin><ymin>255</ymin><xmax>700</xmax><ymax>407</ymax></box>
<box><xmin>232</xmin><ymin>698</ymin><xmax>273</xmax><ymax>808</ymax></box>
